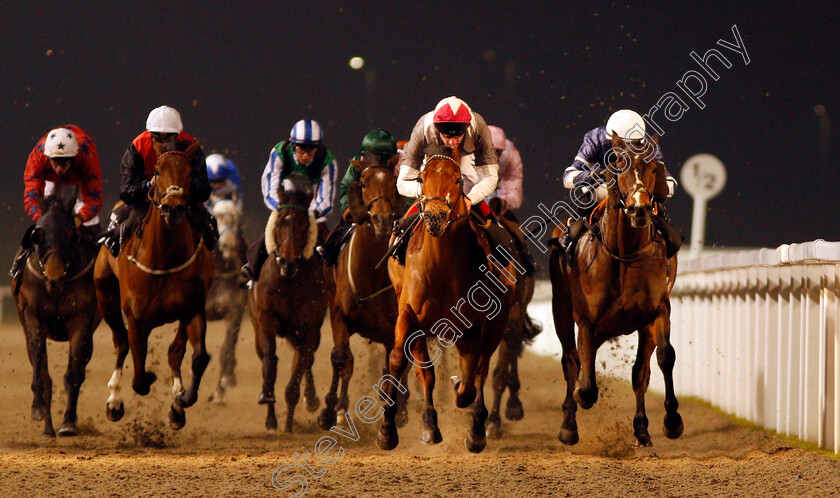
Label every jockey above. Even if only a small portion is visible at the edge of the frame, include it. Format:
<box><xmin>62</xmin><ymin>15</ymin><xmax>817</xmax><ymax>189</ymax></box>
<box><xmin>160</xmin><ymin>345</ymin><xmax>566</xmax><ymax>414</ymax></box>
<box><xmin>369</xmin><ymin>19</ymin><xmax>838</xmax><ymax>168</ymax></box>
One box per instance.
<box><xmin>390</xmin><ymin>96</ymin><xmax>514</xmax><ymax>265</ymax></box>
<box><xmin>241</xmin><ymin>119</ymin><xmax>338</xmax><ymax>282</ymax></box>
<box><xmin>319</xmin><ymin>128</ymin><xmax>403</xmax><ymax>266</ymax></box>
<box><xmin>99</xmin><ymin>105</ymin><xmax>218</xmax><ymax>256</ymax></box>
<box><xmin>559</xmin><ymin>109</ymin><xmax>682</xmax><ymax>258</ymax></box>
<box><xmin>10</xmin><ymin>125</ymin><xmax>103</xmax><ymax>281</ymax></box>
<box><xmin>205</xmin><ymin>153</ymin><xmax>243</xmax><ymax>213</ymax></box>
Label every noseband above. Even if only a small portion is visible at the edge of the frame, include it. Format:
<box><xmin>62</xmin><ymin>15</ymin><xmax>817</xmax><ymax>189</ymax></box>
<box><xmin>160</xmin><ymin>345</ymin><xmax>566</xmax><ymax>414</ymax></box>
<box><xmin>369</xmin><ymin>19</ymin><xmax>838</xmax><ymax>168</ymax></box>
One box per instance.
<box><xmin>149</xmin><ymin>151</ymin><xmax>191</xmax><ymax>210</ymax></box>
<box><xmin>361</xmin><ymin>165</ymin><xmax>397</xmax><ymax>219</ymax></box>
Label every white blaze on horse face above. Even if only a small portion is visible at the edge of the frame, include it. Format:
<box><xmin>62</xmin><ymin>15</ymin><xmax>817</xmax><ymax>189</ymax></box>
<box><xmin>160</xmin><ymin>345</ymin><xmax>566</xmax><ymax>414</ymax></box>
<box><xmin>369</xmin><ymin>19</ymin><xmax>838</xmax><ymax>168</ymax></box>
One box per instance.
<box><xmin>632</xmin><ymin>166</ymin><xmax>645</xmax><ymax>205</ymax></box>
<box><xmin>107</xmin><ymin>368</ymin><xmax>122</xmax><ymax>408</ymax></box>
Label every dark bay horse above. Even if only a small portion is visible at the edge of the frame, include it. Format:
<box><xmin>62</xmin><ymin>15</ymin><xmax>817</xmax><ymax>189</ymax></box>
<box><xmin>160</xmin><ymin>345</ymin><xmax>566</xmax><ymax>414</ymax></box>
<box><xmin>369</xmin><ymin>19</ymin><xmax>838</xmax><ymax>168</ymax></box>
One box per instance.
<box><xmin>486</xmin><ymin>198</ymin><xmax>541</xmax><ymax>438</ymax></box>
<box><xmin>549</xmin><ymin>134</ymin><xmax>682</xmax><ymax>446</ymax></box>
<box><xmin>94</xmin><ymin>143</ymin><xmax>215</xmax><ymax>429</ymax></box>
<box><xmin>318</xmin><ymin>155</ymin><xmax>410</xmax><ymax>430</ymax></box>
<box><xmin>206</xmin><ymin>198</ymin><xmax>247</xmax><ymax>404</ymax></box>
<box><xmin>13</xmin><ymin>194</ymin><xmax>101</xmax><ymax>436</ymax></box>
<box><xmin>379</xmin><ymin>151</ymin><xmax>517</xmax><ymax>453</ymax></box>
<box><xmin>249</xmin><ymin>175</ymin><xmax>330</xmax><ymax>432</ymax></box>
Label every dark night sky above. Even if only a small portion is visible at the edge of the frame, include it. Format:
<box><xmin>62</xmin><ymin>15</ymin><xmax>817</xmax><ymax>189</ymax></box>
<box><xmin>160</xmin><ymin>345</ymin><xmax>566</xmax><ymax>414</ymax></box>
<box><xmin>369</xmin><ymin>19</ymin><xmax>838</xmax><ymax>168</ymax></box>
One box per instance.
<box><xmin>1</xmin><ymin>2</ymin><xmax>838</xmax><ymax>267</ymax></box>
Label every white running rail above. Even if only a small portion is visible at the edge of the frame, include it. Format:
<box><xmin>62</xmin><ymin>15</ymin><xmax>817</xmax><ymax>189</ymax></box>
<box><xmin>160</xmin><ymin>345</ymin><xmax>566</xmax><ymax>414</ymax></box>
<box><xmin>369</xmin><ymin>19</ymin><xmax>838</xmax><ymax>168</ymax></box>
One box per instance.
<box><xmin>671</xmin><ymin>240</ymin><xmax>840</xmax><ymax>453</ymax></box>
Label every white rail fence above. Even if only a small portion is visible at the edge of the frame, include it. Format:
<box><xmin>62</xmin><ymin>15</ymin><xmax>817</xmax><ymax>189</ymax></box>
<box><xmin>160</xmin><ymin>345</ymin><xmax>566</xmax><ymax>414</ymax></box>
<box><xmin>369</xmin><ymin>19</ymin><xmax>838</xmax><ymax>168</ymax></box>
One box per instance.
<box><xmin>527</xmin><ymin>240</ymin><xmax>840</xmax><ymax>454</ymax></box>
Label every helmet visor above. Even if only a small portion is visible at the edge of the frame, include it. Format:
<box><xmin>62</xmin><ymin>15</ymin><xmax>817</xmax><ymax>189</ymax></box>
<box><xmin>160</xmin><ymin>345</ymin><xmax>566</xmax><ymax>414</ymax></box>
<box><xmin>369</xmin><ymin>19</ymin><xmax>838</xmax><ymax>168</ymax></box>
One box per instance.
<box><xmin>434</xmin><ymin>122</ymin><xmax>468</xmax><ymax>138</ymax></box>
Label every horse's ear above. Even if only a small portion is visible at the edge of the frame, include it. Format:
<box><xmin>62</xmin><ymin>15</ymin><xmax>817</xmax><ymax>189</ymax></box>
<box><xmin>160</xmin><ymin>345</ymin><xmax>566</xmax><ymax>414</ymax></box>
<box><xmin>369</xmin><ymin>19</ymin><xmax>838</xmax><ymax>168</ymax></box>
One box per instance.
<box><xmin>347</xmin><ymin>181</ymin><xmax>367</xmax><ymax>223</ymax></box>
<box><xmin>650</xmin><ymin>134</ymin><xmax>660</xmax><ymax>147</ymax></box>
<box><xmin>350</xmin><ymin>158</ymin><xmax>366</xmax><ymax>173</ymax></box>
<box><xmin>387</xmin><ymin>153</ymin><xmax>399</xmax><ymax>169</ymax></box>
<box><xmin>186</xmin><ymin>139</ymin><xmax>201</xmax><ymax>160</ymax></box>
<box><xmin>277</xmin><ymin>182</ymin><xmax>288</xmax><ymax>205</ymax></box>
<box><xmin>610</xmin><ymin>131</ymin><xmax>623</xmax><ymax>149</ymax></box>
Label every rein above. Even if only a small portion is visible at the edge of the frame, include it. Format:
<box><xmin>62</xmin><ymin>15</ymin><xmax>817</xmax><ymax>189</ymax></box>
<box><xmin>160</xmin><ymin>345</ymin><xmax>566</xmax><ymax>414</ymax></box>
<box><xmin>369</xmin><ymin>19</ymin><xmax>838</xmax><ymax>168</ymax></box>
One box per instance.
<box><xmin>345</xmin><ymin>230</ymin><xmax>393</xmax><ymax>306</ymax></box>
<box><xmin>125</xmin><ymin>235</ymin><xmax>204</xmax><ymax>275</ymax></box>
<box><xmin>26</xmin><ymin>251</ymin><xmax>95</xmax><ymax>283</ymax></box>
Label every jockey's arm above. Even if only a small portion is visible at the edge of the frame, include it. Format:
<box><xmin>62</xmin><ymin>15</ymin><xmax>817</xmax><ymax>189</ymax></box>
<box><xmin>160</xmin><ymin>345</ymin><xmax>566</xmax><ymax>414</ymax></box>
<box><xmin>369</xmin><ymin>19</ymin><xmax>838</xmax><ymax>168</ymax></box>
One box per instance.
<box><xmin>261</xmin><ymin>149</ymin><xmax>282</xmax><ymax>211</ymax></box>
<box><xmin>76</xmin><ymin>150</ymin><xmax>104</xmax><ymax>223</ymax></box>
<box><xmin>189</xmin><ymin>145</ymin><xmax>210</xmax><ymax>204</ymax></box>
<box><xmin>23</xmin><ymin>147</ymin><xmax>49</xmax><ymax>220</ymax></box>
<box><xmin>119</xmin><ymin>145</ymin><xmax>150</xmax><ymax>206</ymax></box>
<box><xmin>396</xmin><ymin>164</ymin><xmax>422</xmax><ymax>198</ymax></box>
<box><xmin>467</xmin><ymin>119</ymin><xmax>500</xmax><ymax>205</ymax></box>
<box><xmin>338</xmin><ymin>163</ymin><xmax>361</xmax><ymax>214</ymax></box>
<box><xmin>397</xmin><ymin>117</ymin><xmax>427</xmax><ymax>199</ymax></box>
<box><xmin>309</xmin><ymin>157</ymin><xmax>337</xmax><ymax>222</ymax></box>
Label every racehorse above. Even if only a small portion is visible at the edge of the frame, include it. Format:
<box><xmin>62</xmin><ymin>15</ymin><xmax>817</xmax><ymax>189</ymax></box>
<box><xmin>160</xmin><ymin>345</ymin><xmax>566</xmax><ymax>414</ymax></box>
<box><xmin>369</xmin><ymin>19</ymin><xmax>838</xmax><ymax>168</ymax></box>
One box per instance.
<box><xmin>485</xmin><ymin>198</ymin><xmax>541</xmax><ymax>438</ymax></box>
<box><xmin>13</xmin><ymin>194</ymin><xmax>101</xmax><ymax>436</ymax></box>
<box><xmin>249</xmin><ymin>174</ymin><xmax>330</xmax><ymax>432</ymax></box>
<box><xmin>93</xmin><ymin>142</ymin><xmax>215</xmax><ymax>429</ymax></box>
<box><xmin>379</xmin><ymin>149</ymin><xmax>517</xmax><ymax>453</ymax></box>
<box><xmin>549</xmin><ymin>133</ymin><xmax>682</xmax><ymax>446</ymax></box>
<box><xmin>206</xmin><ymin>199</ymin><xmax>247</xmax><ymax>404</ymax></box>
<box><xmin>318</xmin><ymin>154</ymin><xmax>410</xmax><ymax>431</ymax></box>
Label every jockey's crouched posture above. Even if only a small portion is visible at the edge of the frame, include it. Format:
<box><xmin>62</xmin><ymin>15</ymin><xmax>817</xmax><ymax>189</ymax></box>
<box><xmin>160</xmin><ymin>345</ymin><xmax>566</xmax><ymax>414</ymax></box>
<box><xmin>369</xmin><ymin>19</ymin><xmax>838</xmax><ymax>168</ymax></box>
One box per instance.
<box><xmin>10</xmin><ymin>125</ymin><xmax>103</xmax><ymax>283</ymax></box>
<box><xmin>99</xmin><ymin>105</ymin><xmax>218</xmax><ymax>256</ymax></box>
<box><xmin>388</xmin><ymin>96</ymin><xmax>522</xmax><ymax>271</ymax></box>
<box><xmin>559</xmin><ymin>109</ymin><xmax>683</xmax><ymax>259</ymax></box>
<box><xmin>241</xmin><ymin>119</ymin><xmax>338</xmax><ymax>283</ymax></box>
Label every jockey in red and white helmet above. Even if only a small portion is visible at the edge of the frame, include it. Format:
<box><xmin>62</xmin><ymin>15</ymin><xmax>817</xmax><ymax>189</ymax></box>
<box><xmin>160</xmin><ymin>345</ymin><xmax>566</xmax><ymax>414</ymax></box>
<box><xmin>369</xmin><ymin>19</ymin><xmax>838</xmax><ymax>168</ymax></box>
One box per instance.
<box><xmin>398</xmin><ymin>96</ymin><xmax>499</xmax><ymax>214</ymax></box>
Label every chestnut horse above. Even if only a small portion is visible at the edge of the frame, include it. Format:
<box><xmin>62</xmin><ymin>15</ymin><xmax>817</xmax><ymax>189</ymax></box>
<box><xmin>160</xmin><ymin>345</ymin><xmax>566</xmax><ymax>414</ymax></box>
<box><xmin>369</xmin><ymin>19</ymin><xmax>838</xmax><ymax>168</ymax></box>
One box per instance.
<box><xmin>318</xmin><ymin>154</ymin><xmax>410</xmax><ymax>431</ymax></box>
<box><xmin>94</xmin><ymin>143</ymin><xmax>215</xmax><ymax>429</ymax></box>
<box><xmin>206</xmin><ymin>199</ymin><xmax>247</xmax><ymax>404</ymax></box>
<box><xmin>249</xmin><ymin>174</ymin><xmax>330</xmax><ymax>432</ymax></box>
<box><xmin>13</xmin><ymin>194</ymin><xmax>101</xmax><ymax>436</ymax></box>
<box><xmin>486</xmin><ymin>199</ymin><xmax>541</xmax><ymax>438</ymax></box>
<box><xmin>379</xmin><ymin>150</ymin><xmax>517</xmax><ymax>453</ymax></box>
<box><xmin>549</xmin><ymin>134</ymin><xmax>682</xmax><ymax>446</ymax></box>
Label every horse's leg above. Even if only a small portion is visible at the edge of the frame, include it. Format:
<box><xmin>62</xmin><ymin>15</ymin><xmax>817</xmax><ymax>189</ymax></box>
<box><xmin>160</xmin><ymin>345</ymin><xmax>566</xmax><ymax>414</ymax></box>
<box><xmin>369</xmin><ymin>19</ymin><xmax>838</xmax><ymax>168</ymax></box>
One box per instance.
<box><xmin>573</xmin><ymin>323</ymin><xmax>601</xmax><ymax>409</ymax></box>
<box><xmin>466</xmin><ymin>310</ymin><xmax>509</xmax><ymax>454</ymax></box>
<box><xmin>650</xmin><ymin>309</ymin><xmax>684</xmax><ymax>439</ymax></box>
<box><xmin>376</xmin><ymin>307</ymin><xmax>415</xmax><ymax>450</ymax></box>
<box><xmin>551</xmin><ymin>251</ymin><xmax>580</xmax><ymax>444</ymax></box>
<box><xmin>58</xmin><ymin>316</ymin><xmax>95</xmax><ymax>436</ymax></box>
<box><xmin>504</xmin><ymin>329</ymin><xmax>525</xmax><ymax>422</ymax></box>
<box><xmin>304</xmin><ymin>362</ymin><xmax>321</xmax><ymax>413</ymax></box>
<box><xmin>126</xmin><ymin>317</ymin><xmax>156</xmax><ymax>396</ymax></box>
<box><xmin>95</xmin><ymin>261</ymin><xmax>129</xmax><ymax>421</ymax></box>
<box><xmin>210</xmin><ymin>304</ymin><xmax>243</xmax><ymax>403</ymax></box>
<box><xmin>167</xmin><ymin>323</ymin><xmax>188</xmax><ymax>430</ymax></box>
<box><xmin>318</xmin><ymin>307</ymin><xmax>348</xmax><ymax>430</ymax></box>
<box><xmin>395</xmin><ymin>354</ymin><xmax>410</xmax><ymax>428</ymax></box>
<box><xmin>255</xmin><ymin>313</ymin><xmax>279</xmax><ymax>431</ymax></box>
<box><xmin>453</xmin><ymin>327</ymin><xmax>481</xmax><ymax>409</ymax></box>
<box><xmin>24</xmin><ymin>319</ymin><xmax>54</xmax><ymax>436</ymax></box>
<box><xmin>632</xmin><ymin>330</ymin><xmax>657</xmax><ymax>446</ymax></box>
<box><xmin>487</xmin><ymin>339</ymin><xmax>510</xmax><ymax>438</ymax></box>
<box><xmin>179</xmin><ymin>313</ymin><xmax>211</xmax><ymax>408</ymax></box>
<box><xmin>411</xmin><ymin>334</ymin><xmax>442</xmax><ymax>445</ymax></box>
<box><xmin>284</xmin><ymin>340</ymin><xmax>315</xmax><ymax>434</ymax></box>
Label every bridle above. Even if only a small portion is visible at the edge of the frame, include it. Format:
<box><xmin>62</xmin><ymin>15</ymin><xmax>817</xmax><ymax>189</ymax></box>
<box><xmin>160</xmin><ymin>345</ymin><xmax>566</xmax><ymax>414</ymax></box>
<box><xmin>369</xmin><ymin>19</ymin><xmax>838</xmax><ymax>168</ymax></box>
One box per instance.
<box><xmin>361</xmin><ymin>165</ymin><xmax>396</xmax><ymax>219</ymax></box>
<box><xmin>148</xmin><ymin>150</ymin><xmax>191</xmax><ymax>211</ymax></box>
<box><xmin>596</xmin><ymin>158</ymin><xmax>658</xmax><ymax>262</ymax></box>
<box><xmin>272</xmin><ymin>203</ymin><xmax>309</xmax><ymax>263</ymax></box>
<box><xmin>418</xmin><ymin>155</ymin><xmax>468</xmax><ymax>227</ymax></box>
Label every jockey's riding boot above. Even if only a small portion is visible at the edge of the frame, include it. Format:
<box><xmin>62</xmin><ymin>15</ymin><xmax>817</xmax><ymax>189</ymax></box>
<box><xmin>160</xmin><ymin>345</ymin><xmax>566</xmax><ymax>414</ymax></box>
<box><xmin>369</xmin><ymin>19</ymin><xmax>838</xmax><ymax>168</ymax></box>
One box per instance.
<box><xmin>244</xmin><ymin>236</ymin><xmax>268</xmax><ymax>284</ymax></box>
<box><xmin>652</xmin><ymin>213</ymin><xmax>684</xmax><ymax>259</ymax></box>
<box><xmin>486</xmin><ymin>222</ymin><xmax>515</xmax><ymax>268</ymax></box>
<box><xmin>319</xmin><ymin>224</ymin><xmax>355</xmax><ymax>267</ymax></box>
<box><xmin>560</xmin><ymin>218</ymin><xmax>587</xmax><ymax>261</ymax></box>
<box><xmin>9</xmin><ymin>247</ymin><xmax>32</xmax><ymax>282</ymax></box>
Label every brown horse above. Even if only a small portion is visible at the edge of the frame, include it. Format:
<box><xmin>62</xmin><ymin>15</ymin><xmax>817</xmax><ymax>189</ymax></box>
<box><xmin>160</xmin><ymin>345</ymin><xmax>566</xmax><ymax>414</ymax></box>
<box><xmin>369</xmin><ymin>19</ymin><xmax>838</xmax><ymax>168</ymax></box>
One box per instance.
<box><xmin>249</xmin><ymin>174</ymin><xmax>330</xmax><ymax>432</ymax></box>
<box><xmin>379</xmin><ymin>150</ymin><xmax>517</xmax><ymax>453</ymax></box>
<box><xmin>13</xmin><ymin>194</ymin><xmax>101</xmax><ymax>436</ymax></box>
<box><xmin>318</xmin><ymin>155</ymin><xmax>410</xmax><ymax>430</ymax></box>
<box><xmin>549</xmin><ymin>134</ymin><xmax>682</xmax><ymax>446</ymax></box>
<box><xmin>486</xmin><ymin>199</ymin><xmax>540</xmax><ymax>438</ymax></box>
<box><xmin>206</xmin><ymin>199</ymin><xmax>247</xmax><ymax>404</ymax></box>
<box><xmin>94</xmin><ymin>143</ymin><xmax>215</xmax><ymax>429</ymax></box>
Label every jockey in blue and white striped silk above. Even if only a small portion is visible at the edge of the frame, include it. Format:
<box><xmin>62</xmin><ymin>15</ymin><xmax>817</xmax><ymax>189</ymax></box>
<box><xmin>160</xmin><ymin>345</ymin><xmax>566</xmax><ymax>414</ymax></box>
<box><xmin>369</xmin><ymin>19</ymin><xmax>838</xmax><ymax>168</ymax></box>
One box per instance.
<box><xmin>260</xmin><ymin>119</ymin><xmax>337</xmax><ymax>223</ymax></box>
<box><xmin>206</xmin><ymin>153</ymin><xmax>243</xmax><ymax>214</ymax></box>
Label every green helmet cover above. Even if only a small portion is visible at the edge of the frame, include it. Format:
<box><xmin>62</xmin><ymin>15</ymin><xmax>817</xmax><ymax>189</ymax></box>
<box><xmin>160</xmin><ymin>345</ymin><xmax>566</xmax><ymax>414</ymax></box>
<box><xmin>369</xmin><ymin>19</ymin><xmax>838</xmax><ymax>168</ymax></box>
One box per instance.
<box><xmin>361</xmin><ymin>128</ymin><xmax>397</xmax><ymax>158</ymax></box>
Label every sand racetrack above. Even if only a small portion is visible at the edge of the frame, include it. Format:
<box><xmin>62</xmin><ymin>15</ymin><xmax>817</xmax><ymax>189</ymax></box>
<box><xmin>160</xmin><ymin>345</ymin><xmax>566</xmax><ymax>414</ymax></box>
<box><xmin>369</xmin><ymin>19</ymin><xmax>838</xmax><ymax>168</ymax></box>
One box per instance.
<box><xmin>1</xmin><ymin>317</ymin><xmax>838</xmax><ymax>497</ymax></box>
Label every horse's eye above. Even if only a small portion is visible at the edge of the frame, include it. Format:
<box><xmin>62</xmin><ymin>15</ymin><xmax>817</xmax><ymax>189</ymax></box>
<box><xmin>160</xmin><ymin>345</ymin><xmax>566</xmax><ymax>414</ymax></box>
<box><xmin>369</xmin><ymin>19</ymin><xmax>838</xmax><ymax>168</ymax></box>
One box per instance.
<box><xmin>455</xmin><ymin>177</ymin><xmax>463</xmax><ymax>185</ymax></box>
<box><xmin>416</xmin><ymin>178</ymin><xmax>423</xmax><ymax>184</ymax></box>
<box><xmin>360</xmin><ymin>182</ymin><xmax>366</xmax><ymax>188</ymax></box>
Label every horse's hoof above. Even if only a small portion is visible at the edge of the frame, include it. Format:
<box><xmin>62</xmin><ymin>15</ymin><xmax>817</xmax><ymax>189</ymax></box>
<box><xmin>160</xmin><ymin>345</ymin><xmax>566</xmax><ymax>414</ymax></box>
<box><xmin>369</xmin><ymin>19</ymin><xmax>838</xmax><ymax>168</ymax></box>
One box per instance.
<box><xmin>634</xmin><ymin>433</ymin><xmax>653</xmax><ymax>447</ymax></box>
<box><xmin>376</xmin><ymin>427</ymin><xmax>399</xmax><ymax>451</ymax></box>
<box><xmin>558</xmin><ymin>428</ymin><xmax>579</xmax><ymax>445</ymax></box>
<box><xmin>505</xmin><ymin>397</ymin><xmax>524</xmax><ymax>421</ymax></box>
<box><xmin>450</xmin><ymin>376</ymin><xmax>461</xmax><ymax>390</ymax></box>
<box><xmin>283</xmin><ymin>421</ymin><xmax>294</xmax><ymax>434</ymax></box>
<box><xmin>487</xmin><ymin>423</ymin><xmax>502</xmax><ymax>439</ymax></box>
<box><xmin>305</xmin><ymin>396</ymin><xmax>320</xmax><ymax>413</ymax></box>
<box><xmin>43</xmin><ymin>426</ymin><xmax>56</xmax><ymax>438</ymax></box>
<box><xmin>31</xmin><ymin>406</ymin><xmax>45</xmax><ymax>421</ymax></box>
<box><xmin>663</xmin><ymin>413</ymin><xmax>684</xmax><ymax>439</ymax></box>
<box><xmin>168</xmin><ymin>405</ymin><xmax>186</xmax><ymax>430</ymax></box>
<box><xmin>58</xmin><ymin>421</ymin><xmax>78</xmax><ymax>437</ymax></box>
<box><xmin>266</xmin><ymin>417</ymin><xmax>278</xmax><ymax>431</ymax></box>
<box><xmin>106</xmin><ymin>402</ymin><xmax>125</xmax><ymax>422</ymax></box>
<box><xmin>258</xmin><ymin>392</ymin><xmax>275</xmax><ymax>404</ymax></box>
<box><xmin>317</xmin><ymin>409</ymin><xmax>336</xmax><ymax>431</ymax></box>
<box><xmin>395</xmin><ymin>410</ymin><xmax>409</xmax><ymax>428</ymax></box>
<box><xmin>573</xmin><ymin>387</ymin><xmax>596</xmax><ymax>410</ymax></box>
<box><xmin>208</xmin><ymin>389</ymin><xmax>226</xmax><ymax>404</ymax></box>
<box><xmin>464</xmin><ymin>435</ymin><xmax>487</xmax><ymax>453</ymax></box>
<box><xmin>420</xmin><ymin>427</ymin><xmax>442</xmax><ymax>445</ymax></box>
